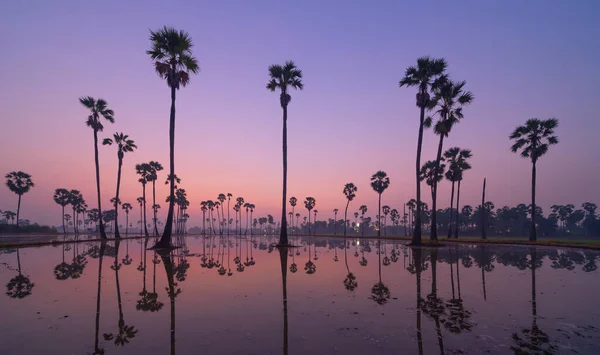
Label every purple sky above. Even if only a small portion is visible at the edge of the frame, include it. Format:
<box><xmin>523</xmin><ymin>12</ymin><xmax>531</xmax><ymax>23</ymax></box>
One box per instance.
<box><xmin>1</xmin><ymin>0</ymin><xmax>599</xmax><ymax>226</ymax></box>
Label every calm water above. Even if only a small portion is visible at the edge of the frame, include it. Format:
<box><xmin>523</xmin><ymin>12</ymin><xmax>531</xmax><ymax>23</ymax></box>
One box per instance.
<box><xmin>1</xmin><ymin>235</ymin><xmax>599</xmax><ymax>354</ymax></box>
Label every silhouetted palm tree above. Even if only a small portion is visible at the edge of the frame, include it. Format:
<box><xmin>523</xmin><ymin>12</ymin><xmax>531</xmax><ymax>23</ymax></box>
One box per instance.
<box><xmin>304</xmin><ymin>197</ymin><xmax>316</xmax><ymax>235</ymax></box>
<box><xmin>226</xmin><ymin>193</ymin><xmax>232</xmax><ymax>234</ymax></box>
<box><xmin>444</xmin><ymin>148</ymin><xmax>473</xmax><ymax>238</ymax></box>
<box><xmin>217</xmin><ymin>194</ymin><xmax>226</xmax><ymax>234</ymax></box>
<box><xmin>6</xmin><ymin>249</ymin><xmax>35</xmax><ymax>298</ymax></box>
<box><xmin>399</xmin><ymin>57</ymin><xmax>447</xmax><ymax>245</ymax></box>
<box><xmin>147</xmin><ymin>26</ymin><xmax>199</xmax><ymax>248</ymax></box>
<box><xmin>359</xmin><ymin>205</ymin><xmax>367</xmax><ymax>236</ymax></box>
<box><xmin>382</xmin><ymin>205</ymin><xmax>390</xmax><ymax>236</ymax></box>
<box><xmin>289</xmin><ymin>197</ymin><xmax>297</xmax><ymax>234</ymax></box>
<box><xmin>420</xmin><ymin>161</ymin><xmax>446</xmax><ymax>229</ymax></box>
<box><xmin>103</xmin><ymin>133</ymin><xmax>137</xmax><ymax>238</ymax></box>
<box><xmin>5</xmin><ymin>171</ymin><xmax>35</xmax><ymax>228</ymax></box>
<box><xmin>148</xmin><ymin>161</ymin><xmax>164</xmax><ymax>236</ymax></box>
<box><xmin>429</xmin><ymin>78</ymin><xmax>473</xmax><ymax>241</ymax></box>
<box><xmin>122</xmin><ymin>203</ymin><xmax>133</xmax><ymax>237</ymax></box>
<box><xmin>136</xmin><ymin>197</ymin><xmax>144</xmax><ymax>236</ymax></box>
<box><xmin>343</xmin><ymin>183</ymin><xmax>357</xmax><ymax>237</ymax></box>
<box><xmin>267</xmin><ymin>61</ymin><xmax>303</xmax><ymax>246</ymax></box>
<box><xmin>370</xmin><ymin>171</ymin><xmax>390</xmax><ymax>237</ymax></box>
<box><xmin>510</xmin><ymin>118</ymin><xmax>559</xmax><ymax>241</ymax></box>
<box><xmin>54</xmin><ymin>188</ymin><xmax>71</xmax><ymax>234</ymax></box>
<box><xmin>333</xmin><ymin>209</ymin><xmax>339</xmax><ymax>236</ymax></box>
<box><xmin>136</xmin><ymin>163</ymin><xmax>152</xmax><ymax>237</ymax></box>
<box><xmin>80</xmin><ymin>96</ymin><xmax>114</xmax><ymax>239</ymax></box>
<box><xmin>370</xmin><ymin>240</ymin><xmax>390</xmax><ymax>305</ymax></box>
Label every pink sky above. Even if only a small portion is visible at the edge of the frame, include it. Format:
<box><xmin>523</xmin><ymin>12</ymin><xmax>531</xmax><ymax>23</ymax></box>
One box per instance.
<box><xmin>1</xmin><ymin>1</ymin><xmax>599</xmax><ymax>226</ymax></box>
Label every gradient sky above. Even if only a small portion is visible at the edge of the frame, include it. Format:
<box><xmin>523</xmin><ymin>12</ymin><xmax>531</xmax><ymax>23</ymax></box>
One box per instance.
<box><xmin>1</xmin><ymin>0</ymin><xmax>599</xmax><ymax>227</ymax></box>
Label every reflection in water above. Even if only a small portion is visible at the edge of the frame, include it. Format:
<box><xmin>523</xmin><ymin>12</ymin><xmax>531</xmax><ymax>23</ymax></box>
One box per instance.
<box><xmin>1</xmin><ymin>237</ymin><xmax>600</xmax><ymax>354</ymax></box>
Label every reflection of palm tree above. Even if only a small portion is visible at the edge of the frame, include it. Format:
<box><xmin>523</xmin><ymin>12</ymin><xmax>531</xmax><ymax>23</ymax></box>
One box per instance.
<box><xmin>370</xmin><ymin>240</ymin><xmax>390</xmax><ymax>304</ymax></box>
<box><xmin>105</xmin><ymin>240</ymin><xmax>138</xmax><ymax>346</ymax></box>
<box><xmin>411</xmin><ymin>247</ymin><xmax>424</xmax><ymax>355</ymax></box>
<box><xmin>421</xmin><ymin>249</ymin><xmax>445</xmax><ymax>353</ymax></box>
<box><xmin>443</xmin><ymin>247</ymin><xmax>473</xmax><ymax>334</ymax></box>
<box><xmin>278</xmin><ymin>247</ymin><xmax>290</xmax><ymax>355</ymax></box>
<box><xmin>157</xmin><ymin>250</ymin><xmax>182</xmax><ymax>355</ymax></box>
<box><xmin>304</xmin><ymin>237</ymin><xmax>316</xmax><ymax>274</ymax></box>
<box><xmin>343</xmin><ymin>238</ymin><xmax>357</xmax><ymax>291</ymax></box>
<box><xmin>93</xmin><ymin>242</ymin><xmax>107</xmax><ymax>354</ymax></box>
<box><xmin>6</xmin><ymin>249</ymin><xmax>35</xmax><ymax>299</ymax></box>
<box><xmin>473</xmin><ymin>245</ymin><xmax>495</xmax><ymax>301</ymax></box>
<box><xmin>511</xmin><ymin>248</ymin><xmax>557</xmax><ymax>354</ymax></box>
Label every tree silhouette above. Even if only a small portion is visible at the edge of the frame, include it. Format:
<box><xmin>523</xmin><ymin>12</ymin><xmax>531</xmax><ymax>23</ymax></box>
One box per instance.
<box><xmin>122</xmin><ymin>203</ymin><xmax>133</xmax><ymax>237</ymax></box>
<box><xmin>147</xmin><ymin>26</ymin><xmax>199</xmax><ymax>248</ymax></box>
<box><xmin>370</xmin><ymin>241</ymin><xmax>390</xmax><ymax>305</ymax></box>
<box><xmin>267</xmin><ymin>61</ymin><xmax>303</xmax><ymax>247</ymax></box>
<box><xmin>6</xmin><ymin>249</ymin><xmax>35</xmax><ymax>299</ymax></box>
<box><xmin>136</xmin><ymin>163</ymin><xmax>153</xmax><ymax>237</ymax></box>
<box><xmin>510</xmin><ymin>118</ymin><xmax>559</xmax><ymax>241</ymax></box>
<box><xmin>54</xmin><ymin>188</ymin><xmax>71</xmax><ymax>234</ymax></box>
<box><xmin>148</xmin><ymin>161</ymin><xmax>164</xmax><ymax>236</ymax></box>
<box><xmin>429</xmin><ymin>78</ymin><xmax>473</xmax><ymax>241</ymax></box>
<box><xmin>289</xmin><ymin>197</ymin><xmax>297</xmax><ymax>235</ymax></box>
<box><xmin>343</xmin><ymin>183</ymin><xmax>358</xmax><ymax>237</ymax></box>
<box><xmin>359</xmin><ymin>205</ymin><xmax>368</xmax><ymax>236</ymax></box>
<box><xmin>446</xmin><ymin>148</ymin><xmax>472</xmax><ymax>238</ymax></box>
<box><xmin>304</xmin><ymin>197</ymin><xmax>316</xmax><ymax>235</ymax></box>
<box><xmin>103</xmin><ymin>133</ymin><xmax>137</xmax><ymax>238</ymax></box>
<box><xmin>5</xmin><ymin>171</ymin><xmax>35</xmax><ymax>228</ymax></box>
<box><xmin>370</xmin><ymin>171</ymin><xmax>390</xmax><ymax>237</ymax></box>
<box><xmin>399</xmin><ymin>57</ymin><xmax>447</xmax><ymax>245</ymax></box>
<box><xmin>80</xmin><ymin>96</ymin><xmax>114</xmax><ymax>239</ymax></box>
<box><xmin>92</xmin><ymin>242</ymin><xmax>107</xmax><ymax>354</ymax></box>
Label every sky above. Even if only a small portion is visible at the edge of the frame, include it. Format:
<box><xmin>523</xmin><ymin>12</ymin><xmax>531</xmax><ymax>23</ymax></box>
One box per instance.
<box><xmin>0</xmin><ymin>0</ymin><xmax>599</xmax><ymax>227</ymax></box>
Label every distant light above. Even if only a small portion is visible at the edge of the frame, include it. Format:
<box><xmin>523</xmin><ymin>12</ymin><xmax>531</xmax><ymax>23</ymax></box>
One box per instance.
<box><xmin>356</xmin><ymin>240</ymin><xmax>360</xmax><ymax>246</ymax></box>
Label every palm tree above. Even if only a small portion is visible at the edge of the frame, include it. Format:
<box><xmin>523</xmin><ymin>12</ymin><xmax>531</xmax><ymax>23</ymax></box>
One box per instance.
<box><xmin>103</xmin><ymin>133</ymin><xmax>137</xmax><ymax>238</ymax></box>
<box><xmin>289</xmin><ymin>197</ymin><xmax>298</xmax><ymax>234</ymax></box>
<box><xmin>510</xmin><ymin>118</ymin><xmax>559</xmax><ymax>241</ymax></box>
<box><xmin>451</xmin><ymin>149</ymin><xmax>472</xmax><ymax>238</ymax></box>
<box><xmin>80</xmin><ymin>96</ymin><xmax>114</xmax><ymax>239</ymax></box>
<box><xmin>343</xmin><ymin>183</ymin><xmax>358</xmax><ymax>237</ymax></box>
<box><xmin>226</xmin><ymin>193</ymin><xmax>233</xmax><ymax>234</ymax></box>
<box><xmin>420</xmin><ymin>161</ymin><xmax>446</xmax><ymax>226</ymax></box>
<box><xmin>370</xmin><ymin>171</ymin><xmax>390</xmax><ymax>237</ymax></box>
<box><xmin>429</xmin><ymin>78</ymin><xmax>473</xmax><ymax>241</ymax></box>
<box><xmin>5</xmin><ymin>171</ymin><xmax>35</xmax><ymax>228</ymax></box>
<box><xmin>266</xmin><ymin>61</ymin><xmax>304</xmax><ymax>246</ymax></box>
<box><xmin>304</xmin><ymin>197</ymin><xmax>316</xmax><ymax>235</ymax></box>
<box><xmin>122</xmin><ymin>203</ymin><xmax>133</xmax><ymax>237</ymax></box>
<box><xmin>382</xmin><ymin>205</ymin><xmax>390</xmax><ymax>236</ymax></box>
<box><xmin>218</xmin><ymin>194</ymin><xmax>226</xmax><ymax>234</ymax></box>
<box><xmin>136</xmin><ymin>197</ymin><xmax>144</xmax><ymax>235</ymax></box>
<box><xmin>399</xmin><ymin>57</ymin><xmax>447</xmax><ymax>245</ymax></box>
<box><xmin>69</xmin><ymin>190</ymin><xmax>84</xmax><ymax>233</ymax></box>
<box><xmin>147</xmin><ymin>26</ymin><xmax>199</xmax><ymax>248</ymax></box>
<box><xmin>136</xmin><ymin>163</ymin><xmax>153</xmax><ymax>237</ymax></box>
<box><xmin>148</xmin><ymin>161</ymin><xmax>164</xmax><ymax>236</ymax></box>
<box><xmin>333</xmin><ymin>209</ymin><xmax>339</xmax><ymax>236</ymax></box>
<box><xmin>406</xmin><ymin>199</ymin><xmax>417</xmax><ymax>235</ymax></box>
<box><xmin>359</xmin><ymin>205</ymin><xmax>368</xmax><ymax>236</ymax></box>
<box><xmin>54</xmin><ymin>188</ymin><xmax>71</xmax><ymax>234</ymax></box>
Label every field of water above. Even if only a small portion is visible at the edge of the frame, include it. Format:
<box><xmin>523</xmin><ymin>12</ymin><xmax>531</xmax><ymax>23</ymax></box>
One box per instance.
<box><xmin>1</xmin><ymin>235</ymin><xmax>599</xmax><ymax>354</ymax></box>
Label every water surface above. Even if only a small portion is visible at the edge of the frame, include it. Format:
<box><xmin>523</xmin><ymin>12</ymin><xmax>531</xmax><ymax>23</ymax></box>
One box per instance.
<box><xmin>1</xmin><ymin>235</ymin><xmax>599</xmax><ymax>354</ymax></box>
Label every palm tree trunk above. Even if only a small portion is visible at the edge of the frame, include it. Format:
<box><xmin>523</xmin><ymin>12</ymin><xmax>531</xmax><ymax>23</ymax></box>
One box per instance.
<box><xmin>481</xmin><ymin>178</ymin><xmax>487</xmax><ymax>240</ymax></box>
<box><xmin>93</xmin><ymin>129</ymin><xmax>107</xmax><ymax>238</ymax></box>
<box><xmin>142</xmin><ymin>184</ymin><xmax>149</xmax><ymax>237</ymax></box>
<box><xmin>94</xmin><ymin>242</ymin><xmax>106</xmax><ymax>354</ymax></box>
<box><xmin>414</xmin><ymin>248</ymin><xmax>423</xmax><ymax>354</ymax></box>
<box><xmin>139</xmin><ymin>205</ymin><xmax>143</xmax><ymax>236</ymax></box>
<box><xmin>156</xmin><ymin>82</ymin><xmax>177</xmax><ymax>248</ymax></box>
<box><xmin>344</xmin><ymin>201</ymin><xmax>350</xmax><ymax>237</ymax></box>
<box><xmin>403</xmin><ymin>204</ymin><xmax>407</xmax><ymax>236</ymax></box>
<box><xmin>152</xmin><ymin>181</ymin><xmax>159</xmax><ymax>236</ymax></box>
<box><xmin>413</xmin><ymin>104</ymin><xmax>426</xmax><ymax>245</ymax></box>
<box><xmin>279</xmin><ymin>102</ymin><xmax>289</xmax><ymax>246</ymax></box>
<box><xmin>62</xmin><ymin>206</ymin><xmax>66</xmax><ymax>235</ymax></box>
<box><xmin>530</xmin><ymin>161</ymin><xmax>537</xmax><ymax>241</ymax></box>
<box><xmin>447</xmin><ymin>180</ymin><xmax>455</xmax><ymax>238</ymax></box>
<box><xmin>454</xmin><ymin>180</ymin><xmax>461</xmax><ymax>238</ymax></box>
<box><xmin>431</xmin><ymin>134</ymin><xmax>445</xmax><ymax>241</ymax></box>
<box><xmin>378</xmin><ymin>194</ymin><xmax>382</xmax><ymax>237</ymax></box>
<box><xmin>227</xmin><ymin>200</ymin><xmax>230</xmax><ymax>235</ymax></box>
<box><xmin>125</xmin><ymin>213</ymin><xmax>129</xmax><ymax>237</ymax></box>
<box><xmin>114</xmin><ymin>155</ymin><xmax>123</xmax><ymax>238</ymax></box>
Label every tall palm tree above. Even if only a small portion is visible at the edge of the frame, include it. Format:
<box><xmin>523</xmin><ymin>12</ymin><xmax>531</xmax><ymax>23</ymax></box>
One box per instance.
<box><xmin>147</xmin><ymin>26</ymin><xmax>199</xmax><ymax>248</ymax></box>
<box><xmin>5</xmin><ymin>171</ymin><xmax>35</xmax><ymax>228</ymax></box>
<box><xmin>122</xmin><ymin>203</ymin><xmax>133</xmax><ymax>237</ymax></box>
<box><xmin>420</xmin><ymin>160</ymin><xmax>446</xmax><ymax>227</ymax></box>
<box><xmin>266</xmin><ymin>61</ymin><xmax>304</xmax><ymax>246</ymax></box>
<box><xmin>399</xmin><ymin>57</ymin><xmax>447</xmax><ymax>245</ymax></box>
<box><xmin>148</xmin><ymin>161</ymin><xmax>164</xmax><ymax>236</ymax></box>
<box><xmin>80</xmin><ymin>96</ymin><xmax>114</xmax><ymax>239</ymax></box>
<box><xmin>451</xmin><ymin>149</ymin><xmax>472</xmax><ymax>238</ymax></box>
<box><xmin>304</xmin><ymin>197</ymin><xmax>316</xmax><ymax>235</ymax></box>
<box><xmin>136</xmin><ymin>197</ymin><xmax>144</xmax><ymax>235</ymax></box>
<box><xmin>343</xmin><ymin>183</ymin><xmax>357</xmax><ymax>237</ymax></box>
<box><xmin>289</xmin><ymin>197</ymin><xmax>298</xmax><ymax>234</ymax></box>
<box><xmin>359</xmin><ymin>205</ymin><xmax>368</xmax><ymax>236</ymax></box>
<box><xmin>103</xmin><ymin>133</ymin><xmax>137</xmax><ymax>238</ymax></box>
<box><xmin>382</xmin><ymin>205</ymin><xmax>390</xmax><ymax>236</ymax></box>
<box><xmin>136</xmin><ymin>163</ymin><xmax>153</xmax><ymax>237</ymax></box>
<box><xmin>429</xmin><ymin>78</ymin><xmax>473</xmax><ymax>241</ymax></box>
<box><xmin>226</xmin><ymin>193</ymin><xmax>232</xmax><ymax>234</ymax></box>
<box><xmin>510</xmin><ymin>118</ymin><xmax>559</xmax><ymax>241</ymax></box>
<box><xmin>333</xmin><ymin>209</ymin><xmax>339</xmax><ymax>236</ymax></box>
<box><xmin>218</xmin><ymin>194</ymin><xmax>226</xmax><ymax>234</ymax></box>
<box><xmin>370</xmin><ymin>171</ymin><xmax>390</xmax><ymax>237</ymax></box>
<box><xmin>313</xmin><ymin>210</ymin><xmax>319</xmax><ymax>234</ymax></box>
<box><xmin>54</xmin><ymin>188</ymin><xmax>71</xmax><ymax>234</ymax></box>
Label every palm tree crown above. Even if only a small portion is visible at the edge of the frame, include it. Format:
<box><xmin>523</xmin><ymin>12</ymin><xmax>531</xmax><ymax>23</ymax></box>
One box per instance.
<box><xmin>6</xmin><ymin>172</ymin><xmax>34</xmax><ymax>196</ymax></box>
<box><xmin>80</xmin><ymin>97</ymin><xmax>114</xmax><ymax>131</ymax></box>
<box><xmin>431</xmin><ymin>79</ymin><xmax>474</xmax><ymax>136</ymax></box>
<box><xmin>510</xmin><ymin>118</ymin><xmax>559</xmax><ymax>163</ymax></box>
<box><xmin>399</xmin><ymin>56</ymin><xmax>447</xmax><ymax>108</ymax></box>
<box><xmin>147</xmin><ymin>26</ymin><xmax>199</xmax><ymax>89</ymax></box>
<box><xmin>266</xmin><ymin>61</ymin><xmax>303</xmax><ymax>107</ymax></box>
<box><xmin>370</xmin><ymin>171</ymin><xmax>390</xmax><ymax>195</ymax></box>
<box><xmin>343</xmin><ymin>183</ymin><xmax>357</xmax><ymax>201</ymax></box>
